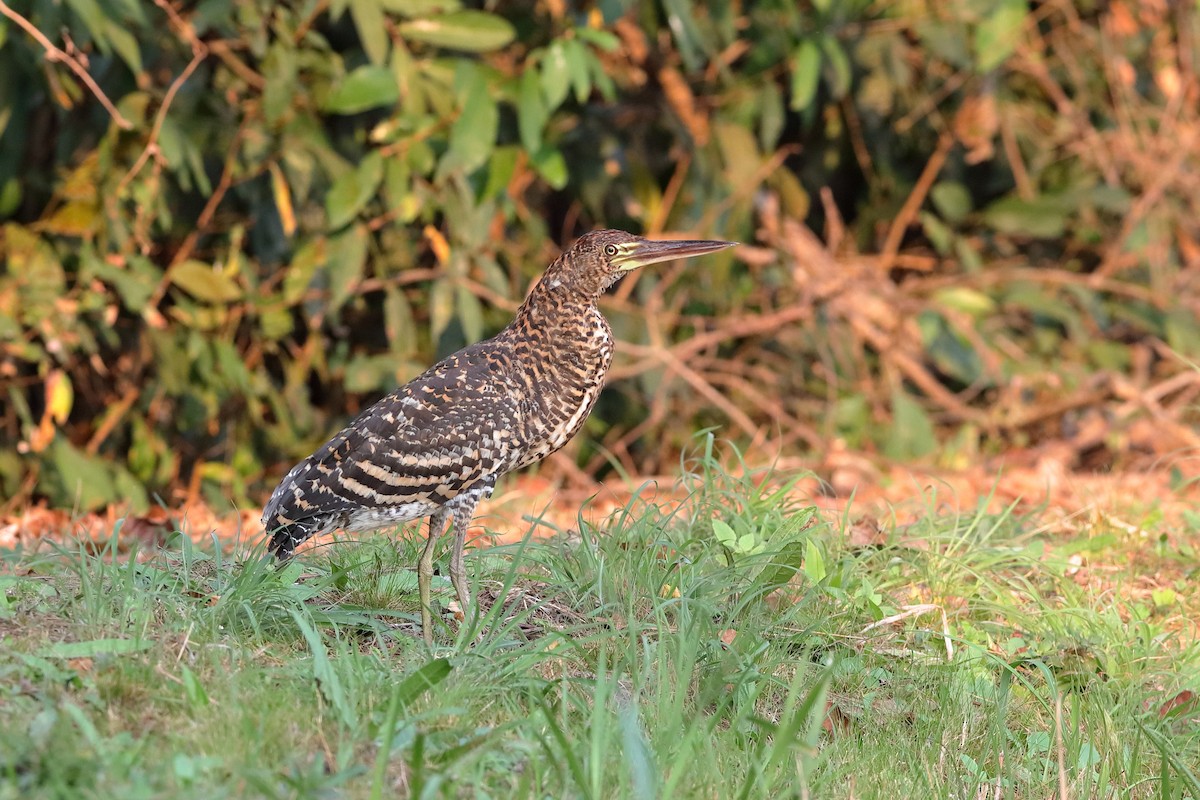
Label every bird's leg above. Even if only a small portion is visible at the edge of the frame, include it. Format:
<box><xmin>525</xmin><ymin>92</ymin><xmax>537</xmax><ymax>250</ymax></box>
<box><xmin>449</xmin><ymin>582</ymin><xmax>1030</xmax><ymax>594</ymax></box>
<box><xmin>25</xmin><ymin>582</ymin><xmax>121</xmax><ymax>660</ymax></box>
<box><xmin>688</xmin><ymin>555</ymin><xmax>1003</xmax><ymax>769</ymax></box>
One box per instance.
<box><xmin>450</xmin><ymin>524</ymin><xmax>469</xmax><ymax>616</ymax></box>
<box><xmin>447</xmin><ymin>482</ymin><xmax>492</xmax><ymax>621</ymax></box>
<box><xmin>447</xmin><ymin>501</ymin><xmax>475</xmax><ymax>617</ymax></box>
<box><xmin>418</xmin><ymin>509</ymin><xmax>448</xmax><ymax>644</ymax></box>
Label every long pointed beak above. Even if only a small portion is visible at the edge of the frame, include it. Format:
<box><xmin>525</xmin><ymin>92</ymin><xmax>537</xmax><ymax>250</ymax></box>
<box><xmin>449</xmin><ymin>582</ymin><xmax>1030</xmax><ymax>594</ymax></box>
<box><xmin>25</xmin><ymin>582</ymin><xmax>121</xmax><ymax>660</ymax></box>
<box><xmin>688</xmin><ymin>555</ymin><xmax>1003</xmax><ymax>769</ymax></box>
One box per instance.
<box><xmin>614</xmin><ymin>238</ymin><xmax>738</xmax><ymax>271</ymax></box>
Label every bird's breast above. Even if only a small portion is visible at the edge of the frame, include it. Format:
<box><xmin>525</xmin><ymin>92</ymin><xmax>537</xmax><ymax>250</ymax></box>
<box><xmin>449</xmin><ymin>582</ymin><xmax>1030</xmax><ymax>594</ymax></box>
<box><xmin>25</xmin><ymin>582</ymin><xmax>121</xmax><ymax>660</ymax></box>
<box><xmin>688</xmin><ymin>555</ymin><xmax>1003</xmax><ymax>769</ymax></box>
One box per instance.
<box><xmin>510</xmin><ymin>307</ymin><xmax>614</xmax><ymax>468</ymax></box>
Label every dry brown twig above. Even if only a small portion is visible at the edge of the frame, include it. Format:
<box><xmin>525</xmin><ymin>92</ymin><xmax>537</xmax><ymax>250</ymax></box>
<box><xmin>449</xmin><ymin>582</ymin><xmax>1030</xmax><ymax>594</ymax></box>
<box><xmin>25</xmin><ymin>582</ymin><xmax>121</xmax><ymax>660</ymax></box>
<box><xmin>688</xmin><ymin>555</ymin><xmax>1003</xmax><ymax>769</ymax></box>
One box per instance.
<box><xmin>0</xmin><ymin>0</ymin><xmax>133</xmax><ymax>129</ymax></box>
<box><xmin>207</xmin><ymin>40</ymin><xmax>266</xmax><ymax>90</ymax></box>
<box><xmin>619</xmin><ymin>341</ymin><xmax>760</xmax><ymax>440</ymax></box>
<box><xmin>878</xmin><ymin>131</ymin><xmax>955</xmax><ymax>272</ymax></box>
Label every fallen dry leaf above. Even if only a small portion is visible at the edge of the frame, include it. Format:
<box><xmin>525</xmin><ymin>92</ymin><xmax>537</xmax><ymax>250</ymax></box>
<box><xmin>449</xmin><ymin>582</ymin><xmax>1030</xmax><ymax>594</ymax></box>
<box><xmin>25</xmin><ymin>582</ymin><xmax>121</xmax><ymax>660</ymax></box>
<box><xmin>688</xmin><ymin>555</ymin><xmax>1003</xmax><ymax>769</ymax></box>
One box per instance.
<box><xmin>1157</xmin><ymin>689</ymin><xmax>1197</xmax><ymax>719</ymax></box>
<box><xmin>67</xmin><ymin>657</ymin><xmax>93</xmax><ymax>674</ymax></box>
<box><xmin>846</xmin><ymin>516</ymin><xmax>887</xmax><ymax>549</ymax></box>
<box><xmin>823</xmin><ymin>700</ymin><xmax>853</xmax><ymax>734</ymax></box>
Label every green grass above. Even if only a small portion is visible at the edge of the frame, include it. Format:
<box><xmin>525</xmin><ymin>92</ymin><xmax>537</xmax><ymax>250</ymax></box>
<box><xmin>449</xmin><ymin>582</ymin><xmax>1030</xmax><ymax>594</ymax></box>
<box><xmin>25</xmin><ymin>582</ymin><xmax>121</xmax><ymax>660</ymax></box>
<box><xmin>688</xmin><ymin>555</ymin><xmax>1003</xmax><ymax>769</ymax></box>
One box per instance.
<box><xmin>1</xmin><ymin>441</ymin><xmax>1198</xmax><ymax>799</ymax></box>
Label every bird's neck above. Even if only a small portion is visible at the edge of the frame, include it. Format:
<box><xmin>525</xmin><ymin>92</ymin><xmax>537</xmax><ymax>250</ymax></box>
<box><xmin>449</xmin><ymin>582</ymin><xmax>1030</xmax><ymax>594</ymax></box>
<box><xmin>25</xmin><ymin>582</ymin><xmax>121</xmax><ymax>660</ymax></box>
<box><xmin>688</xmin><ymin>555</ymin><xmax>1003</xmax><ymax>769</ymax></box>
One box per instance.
<box><xmin>513</xmin><ymin>273</ymin><xmax>599</xmax><ymax>330</ymax></box>
<box><xmin>506</xmin><ymin>276</ymin><xmax>613</xmax><ymax>357</ymax></box>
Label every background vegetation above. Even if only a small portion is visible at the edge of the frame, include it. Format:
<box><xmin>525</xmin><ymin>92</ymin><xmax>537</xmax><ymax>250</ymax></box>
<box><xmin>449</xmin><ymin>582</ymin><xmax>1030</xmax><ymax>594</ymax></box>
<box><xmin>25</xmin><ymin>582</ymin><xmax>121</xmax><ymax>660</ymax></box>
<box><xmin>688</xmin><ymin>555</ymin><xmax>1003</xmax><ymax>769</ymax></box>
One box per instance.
<box><xmin>1</xmin><ymin>0</ymin><xmax>1198</xmax><ymax>514</ymax></box>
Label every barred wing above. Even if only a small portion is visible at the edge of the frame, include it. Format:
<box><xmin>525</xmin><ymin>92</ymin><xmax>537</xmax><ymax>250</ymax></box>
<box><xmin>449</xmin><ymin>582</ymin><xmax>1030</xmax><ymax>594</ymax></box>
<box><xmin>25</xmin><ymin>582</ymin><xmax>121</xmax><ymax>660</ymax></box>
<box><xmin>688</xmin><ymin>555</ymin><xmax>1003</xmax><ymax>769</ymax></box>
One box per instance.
<box><xmin>262</xmin><ymin>343</ymin><xmax>521</xmax><ymax>555</ymax></box>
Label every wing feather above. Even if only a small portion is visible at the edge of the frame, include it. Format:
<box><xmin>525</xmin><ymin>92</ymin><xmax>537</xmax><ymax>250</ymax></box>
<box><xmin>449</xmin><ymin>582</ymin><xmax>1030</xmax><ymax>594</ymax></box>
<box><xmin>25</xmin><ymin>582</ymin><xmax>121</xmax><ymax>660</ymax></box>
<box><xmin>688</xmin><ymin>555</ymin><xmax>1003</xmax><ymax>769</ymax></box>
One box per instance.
<box><xmin>263</xmin><ymin>342</ymin><xmax>520</xmax><ymax>554</ymax></box>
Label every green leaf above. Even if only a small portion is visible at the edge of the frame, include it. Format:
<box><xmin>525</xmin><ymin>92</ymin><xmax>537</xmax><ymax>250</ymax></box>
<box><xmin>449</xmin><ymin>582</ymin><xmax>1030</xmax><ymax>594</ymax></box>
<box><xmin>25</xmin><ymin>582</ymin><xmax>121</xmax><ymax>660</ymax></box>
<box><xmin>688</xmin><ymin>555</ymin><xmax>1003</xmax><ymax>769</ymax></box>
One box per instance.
<box><xmin>326</xmin><ymin>151</ymin><xmax>384</xmax><ymax>230</ymax></box>
<box><xmin>0</xmin><ymin>178</ymin><xmax>19</xmax><ymax>216</ymax></box>
<box><xmin>326</xmin><ymin>224</ymin><xmax>369</xmax><ymax>311</ymax></box>
<box><xmin>530</xmin><ymin>147</ymin><xmax>568</xmax><ymax>190</ymax></box>
<box><xmin>398</xmin><ymin>11</ymin><xmax>515</xmax><ymax>53</ymax></box>
<box><xmin>540</xmin><ymin>41</ymin><xmax>571</xmax><ymax>110</ymax></box>
<box><xmin>376</xmin><ymin>571</ymin><xmax>419</xmax><ymax>594</ymax></box>
<box><xmin>91</xmin><ymin>256</ymin><xmax>157</xmax><ymax>309</ymax></box>
<box><xmin>820</xmin><ymin>35</ymin><xmax>851</xmax><ymax>100</ymax></box>
<box><xmin>1085</xmin><ymin>340</ymin><xmax>1130</xmax><ymax>370</ymax></box>
<box><xmin>371</xmin><ymin>655</ymin><xmax>453</xmax><ymax>798</ymax></box>
<box><xmin>933</xmin><ymin>287</ymin><xmax>996</xmax><ymax>318</ymax></box>
<box><xmin>974</xmin><ymin>0</ymin><xmax>1026</xmax><ymax>73</ymax></box>
<box><xmin>379</xmin><ymin>0</ymin><xmax>462</xmax><ymax>16</ymax></box>
<box><xmin>790</xmin><ymin>40</ymin><xmax>821</xmax><ymax>111</ymax></box>
<box><xmin>392</xmin><ymin>657</ymin><xmax>452</xmax><ymax>707</ymax></box>
<box><xmin>574</xmin><ymin>26</ymin><xmax>620</xmax><ymax>52</ymax></box>
<box><xmin>919</xmin><ymin>310</ymin><xmax>984</xmax><ymax>385</ymax></box>
<box><xmin>438</xmin><ymin>66</ymin><xmax>498</xmax><ymax>177</ymax></box>
<box><xmin>112</xmin><ymin>466</ymin><xmax>150</xmax><ymax>512</ymax></box>
<box><xmin>803</xmin><ymin>539</ymin><xmax>826</xmax><ymax>583</ymax></box>
<box><xmin>759</xmin><ymin>80</ymin><xmax>785</xmax><ymax>150</ymax></box>
<box><xmin>916</xmin><ymin>20</ymin><xmax>971</xmax><ymax>69</ymax></box>
<box><xmin>324</xmin><ymin>66</ymin><xmax>400</xmax><ymax>114</ymax></box>
<box><xmin>263</xmin><ymin>43</ymin><xmax>298</xmax><ymax>125</ymax></box>
<box><xmin>586</xmin><ymin>48</ymin><xmax>617</xmax><ymax>102</ymax></box>
<box><xmin>483</xmin><ymin>146</ymin><xmax>519</xmax><ymax>200</ymax></box>
<box><xmin>1005</xmin><ymin>283</ymin><xmax>1085</xmax><ymax>333</ymax></box>
<box><xmin>1075</xmin><ymin>743</ymin><xmax>1102</xmax><ymax>770</ymax></box>
<box><xmin>714</xmin><ymin>121</ymin><xmax>762</xmax><ymax>185</ymax></box>
<box><xmin>884</xmin><ymin>390</ymin><xmax>937</xmax><ymax>460</ymax></box>
<box><xmin>771</xmin><ymin>169</ymin><xmax>811</xmax><ymax>218</ymax></box>
<box><xmin>289</xmin><ymin>609</ymin><xmax>357</xmax><ymax>729</ymax></box>
<box><xmin>1166</xmin><ymin>308</ymin><xmax>1200</xmax><ymax>356</ymax></box>
<box><xmin>983</xmin><ymin>194</ymin><xmax>1072</xmax><ymax>238</ymax></box>
<box><xmin>563</xmin><ymin>38</ymin><xmax>591</xmax><ymax>103</ymax></box>
<box><xmin>661</xmin><ymin>0</ymin><xmax>705</xmax><ymax>71</ymax></box>
<box><xmin>920</xmin><ymin>211</ymin><xmax>953</xmax><ymax>255</ymax></box>
<box><xmin>712</xmin><ymin>519</ymin><xmax>737</xmax><ymax>548</ymax></box>
<box><xmin>429</xmin><ymin>280</ymin><xmax>454</xmax><ymax>342</ymax></box>
<box><xmin>954</xmin><ymin>237</ymin><xmax>984</xmax><ymax>273</ymax></box>
<box><xmin>408</xmin><ymin>139</ymin><xmax>435</xmax><ymax>176</ymax></box>
<box><xmin>350</xmin><ymin>0</ymin><xmax>390</xmax><ymax>65</ymax></box>
<box><xmin>344</xmin><ymin>354</ymin><xmax>399</xmax><ymax>392</ymax></box>
<box><xmin>171</xmin><ymin>260</ymin><xmax>242</xmax><ymax>303</ymax></box>
<box><xmin>384</xmin><ymin>158</ymin><xmax>420</xmax><ymax>222</ymax></box>
<box><xmin>1151</xmin><ymin>588</ymin><xmax>1178</xmax><ymax>609</ymax></box>
<box><xmin>41</xmin><ymin>638</ymin><xmax>153</xmax><ymax>658</ymax></box>
<box><xmin>930</xmin><ymin>181</ymin><xmax>972</xmax><ymax>223</ymax></box>
<box><xmin>38</xmin><ymin>202</ymin><xmax>100</xmax><ymax>238</ymax></box>
<box><xmin>456</xmin><ymin>286</ymin><xmax>484</xmax><ymax>343</ymax></box>
<box><xmin>103</xmin><ymin>21</ymin><xmax>143</xmax><ymax>74</ymax></box>
<box><xmin>748</xmin><ymin>538</ymin><xmax>807</xmax><ymax>603</ymax></box>
<box><xmin>259</xmin><ymin>308</ymin><xmax>294</xmax><ymax>340</ymax></box>
<box><xmin>64</xmin><ymin>0</ymin><xmax>107</xmax><ymax>45</ymax></box>
<box><xmin>14</xmin><ymin>653</ymin><xmax>75</xmax><ymax>684</ymax></box>
<box><xmin>384</xmin><ymin>287</ymin><xmax>416</xmax><ymax>356</ymax></box>
<box><xmin>517</xmin><ymin>69</ymin><xmax>547</xmax><ymax>154</ymax></box>
<box><xmin>180</xmin><ymin>665</ymin><xmax>210</xmax><ymax>709</ymax></box>
<box><xmin>282</xmin><ymin>239</ymin><xmax>326</xmax><ymax>305</ymax></box>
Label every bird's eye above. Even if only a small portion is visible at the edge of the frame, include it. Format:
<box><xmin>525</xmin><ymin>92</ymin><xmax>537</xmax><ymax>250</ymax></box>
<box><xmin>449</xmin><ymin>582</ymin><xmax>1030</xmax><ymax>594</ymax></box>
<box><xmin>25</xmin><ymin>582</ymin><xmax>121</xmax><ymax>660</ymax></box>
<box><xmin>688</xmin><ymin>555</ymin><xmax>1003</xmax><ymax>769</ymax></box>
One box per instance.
<box><xmin>604</xmin><ymin>244</ymin><xmax>618</xmax><ymax>257</ymax></box>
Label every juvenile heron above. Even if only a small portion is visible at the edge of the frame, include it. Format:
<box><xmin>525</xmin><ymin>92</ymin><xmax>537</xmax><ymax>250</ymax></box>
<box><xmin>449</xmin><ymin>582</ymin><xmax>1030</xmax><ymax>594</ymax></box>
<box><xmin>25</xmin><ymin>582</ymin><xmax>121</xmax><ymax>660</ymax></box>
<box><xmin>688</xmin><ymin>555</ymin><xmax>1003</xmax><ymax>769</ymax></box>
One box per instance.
<box><xmin>262</xmin><ymin>229</ymin><xmax>736</xmax><ymax>642</ymax></box>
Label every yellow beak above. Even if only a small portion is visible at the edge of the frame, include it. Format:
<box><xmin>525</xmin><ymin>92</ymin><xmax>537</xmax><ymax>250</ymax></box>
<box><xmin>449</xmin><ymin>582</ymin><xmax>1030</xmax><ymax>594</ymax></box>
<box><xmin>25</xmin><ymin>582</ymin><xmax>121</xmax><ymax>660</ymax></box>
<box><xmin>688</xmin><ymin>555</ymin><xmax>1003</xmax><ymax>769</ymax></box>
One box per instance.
<box><xmin>613</xmin><ymin>238</ymin><xmax>738</xmax><ymax>271</ymax></box>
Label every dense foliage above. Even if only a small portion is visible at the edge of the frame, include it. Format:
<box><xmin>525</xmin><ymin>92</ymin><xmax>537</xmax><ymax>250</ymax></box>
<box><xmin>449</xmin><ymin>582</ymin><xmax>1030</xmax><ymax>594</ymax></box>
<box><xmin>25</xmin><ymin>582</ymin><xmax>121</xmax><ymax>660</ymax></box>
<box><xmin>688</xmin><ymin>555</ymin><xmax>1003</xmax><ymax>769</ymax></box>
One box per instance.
<box><xmin>1</xmin><ymin>0</ymin><xmax>1197</xmax><ymax>512</ymax></box>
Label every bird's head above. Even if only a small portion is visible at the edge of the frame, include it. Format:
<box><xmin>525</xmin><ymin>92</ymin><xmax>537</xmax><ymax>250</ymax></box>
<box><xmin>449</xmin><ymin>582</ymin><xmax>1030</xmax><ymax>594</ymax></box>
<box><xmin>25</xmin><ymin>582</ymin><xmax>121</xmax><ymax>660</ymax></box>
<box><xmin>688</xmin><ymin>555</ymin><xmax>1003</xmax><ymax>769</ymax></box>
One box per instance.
<box><xmin>546</xmin><ymin>229</ymin><xmax>737</xmax><ymax>298</ymax></box>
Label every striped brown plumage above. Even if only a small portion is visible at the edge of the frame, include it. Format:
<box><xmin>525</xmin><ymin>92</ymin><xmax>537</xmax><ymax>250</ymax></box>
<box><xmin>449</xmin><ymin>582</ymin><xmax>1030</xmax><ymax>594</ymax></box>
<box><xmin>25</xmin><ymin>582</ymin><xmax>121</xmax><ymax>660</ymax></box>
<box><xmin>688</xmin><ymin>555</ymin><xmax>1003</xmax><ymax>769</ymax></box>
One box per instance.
<box><xmin>261</xmin><ymin>229</ymin><xmax>735</xmax><ymax>641</ymax></box>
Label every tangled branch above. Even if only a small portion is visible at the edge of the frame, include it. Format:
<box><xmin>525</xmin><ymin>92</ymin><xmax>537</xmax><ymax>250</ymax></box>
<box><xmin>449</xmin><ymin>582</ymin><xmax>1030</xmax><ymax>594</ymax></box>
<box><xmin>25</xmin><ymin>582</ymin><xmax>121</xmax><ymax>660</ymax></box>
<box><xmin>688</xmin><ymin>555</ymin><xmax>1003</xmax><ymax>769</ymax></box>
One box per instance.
<box><xmin>0</xmin><ymin>0</ymin><xmax>133</xmax><ymax>129</ymax></box>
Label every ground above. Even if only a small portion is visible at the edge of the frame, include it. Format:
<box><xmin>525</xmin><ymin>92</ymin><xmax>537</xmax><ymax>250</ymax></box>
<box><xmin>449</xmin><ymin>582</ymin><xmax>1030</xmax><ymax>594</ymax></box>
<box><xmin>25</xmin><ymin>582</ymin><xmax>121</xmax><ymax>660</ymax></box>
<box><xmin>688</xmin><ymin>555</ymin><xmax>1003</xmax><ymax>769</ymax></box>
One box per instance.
<box><xmin>0</xmin><ymin>451</ymin><xmax>1197</xmax><ymax>798</ymax></box>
